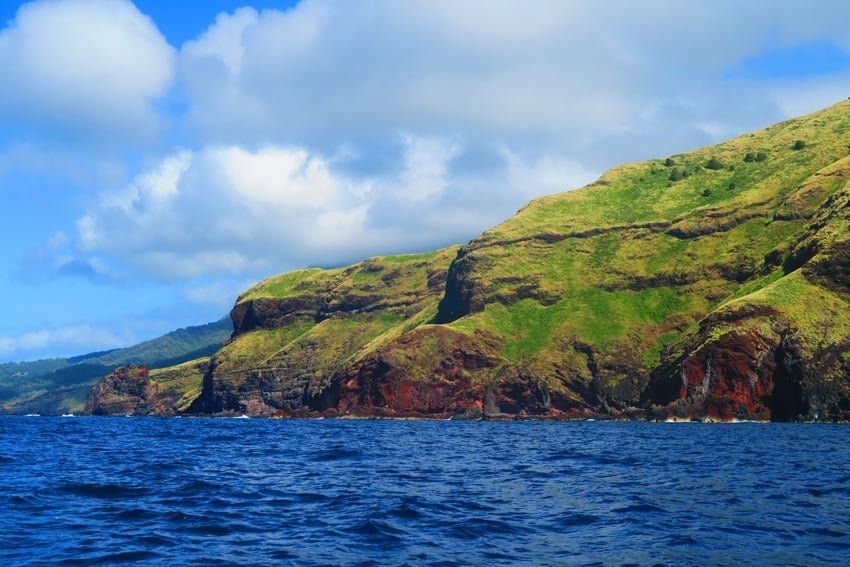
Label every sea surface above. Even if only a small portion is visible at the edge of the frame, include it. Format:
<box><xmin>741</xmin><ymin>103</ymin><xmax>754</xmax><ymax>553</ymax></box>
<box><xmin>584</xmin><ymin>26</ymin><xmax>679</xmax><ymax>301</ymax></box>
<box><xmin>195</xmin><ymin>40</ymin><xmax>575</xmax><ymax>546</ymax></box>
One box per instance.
<box><xmin>0</xmin><ymin>418</ymin><xmax>848</xmax><ymax>566</ymax></box>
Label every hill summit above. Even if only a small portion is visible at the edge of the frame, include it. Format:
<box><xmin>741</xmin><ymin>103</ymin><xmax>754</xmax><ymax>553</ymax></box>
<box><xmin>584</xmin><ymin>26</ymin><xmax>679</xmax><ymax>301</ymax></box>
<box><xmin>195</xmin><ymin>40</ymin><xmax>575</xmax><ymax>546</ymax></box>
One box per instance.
<box><xmin>95</xmin><ymin>100</ymin><xmax>850</xmax><ymax>421</ymax></box>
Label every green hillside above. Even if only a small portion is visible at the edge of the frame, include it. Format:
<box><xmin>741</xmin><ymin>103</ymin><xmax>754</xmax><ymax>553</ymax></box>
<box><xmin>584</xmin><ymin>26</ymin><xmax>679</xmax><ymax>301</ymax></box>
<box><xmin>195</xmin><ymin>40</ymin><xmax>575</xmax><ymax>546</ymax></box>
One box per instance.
<box><xmin>69</xmin><ymin>100</ymin><xmax>850</xmax><ymax>421</ymax></box>
<box><xmin>0</xmin><ymin>317</ymin><xmax>231</xmax><ymax>415</ymax></box>
<box><xmin>433</xmin><ymin>102</ymin><xmax>850</xmax><ymax>395</ymax></box>
<box><xmin>193</xmin><ymin>249</ymin><xmax>457</xmax><ymax>414</ymax></box>
<box><xmin>85</xmin><ymin>358</ymin><xmax>210</xmax><ymax>416</ymax></box>
<box><xmin>187</xmin><ymin>100</ymin><xmax>850</xmax><ymax>421</ymax></box>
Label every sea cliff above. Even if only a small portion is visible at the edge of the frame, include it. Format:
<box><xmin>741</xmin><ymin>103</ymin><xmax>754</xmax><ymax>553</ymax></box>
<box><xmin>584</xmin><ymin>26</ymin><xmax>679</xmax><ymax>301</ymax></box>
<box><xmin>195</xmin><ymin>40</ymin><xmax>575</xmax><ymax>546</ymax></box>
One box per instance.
<box><xmin>87</xmin><ymin>101</ymin><xmax>850</xmax><ymax>421</ymax></box>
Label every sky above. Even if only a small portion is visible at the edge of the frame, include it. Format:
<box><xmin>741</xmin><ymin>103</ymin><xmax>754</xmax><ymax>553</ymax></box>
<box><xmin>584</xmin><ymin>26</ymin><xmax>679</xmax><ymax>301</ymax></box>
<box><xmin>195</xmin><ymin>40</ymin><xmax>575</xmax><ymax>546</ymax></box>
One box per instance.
<box><xmin>1</xmin><ymin>0</ymin><xmax>850</xmax><ymax>362</ymax></box>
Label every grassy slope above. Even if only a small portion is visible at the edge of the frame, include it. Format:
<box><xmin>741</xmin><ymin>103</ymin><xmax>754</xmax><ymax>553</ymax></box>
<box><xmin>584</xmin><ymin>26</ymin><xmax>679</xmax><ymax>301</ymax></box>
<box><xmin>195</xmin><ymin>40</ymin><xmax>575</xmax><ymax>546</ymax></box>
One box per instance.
<box><xmin>208</xmin><ymin>249</ymin><xmax>458</xmax><ymax>404</ymax></box>
<box><xmin>198</xmin><ymin>100</ymin><xmax>850</xmax><ymax>414</ymax></box>
<box><xmin>433</xmin><ymin>101</ymin><xmax>850</xmax><ymax>398</ymax></box>
<box><xmin>134</xmin><ymin>100</ymin><xmax>850</xmax><ymax>415</ymax></box>
<box><xmin>149</xmin><ymin>358</ymin><xmax>209</xmax><ymax>413</ymax></box>
<box><xmin>0</xmin><ymin>318</ymin><xmax>232</xmax><ymax>414</ymax></box>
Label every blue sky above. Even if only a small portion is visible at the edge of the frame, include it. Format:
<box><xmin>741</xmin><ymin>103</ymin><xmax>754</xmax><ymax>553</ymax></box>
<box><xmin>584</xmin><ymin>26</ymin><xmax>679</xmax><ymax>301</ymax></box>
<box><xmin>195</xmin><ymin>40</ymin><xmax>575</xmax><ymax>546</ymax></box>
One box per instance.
<box><xmin>1</xmin><ymin>0</ymin><xmax>850</xmax><ymax>361</ymax></box>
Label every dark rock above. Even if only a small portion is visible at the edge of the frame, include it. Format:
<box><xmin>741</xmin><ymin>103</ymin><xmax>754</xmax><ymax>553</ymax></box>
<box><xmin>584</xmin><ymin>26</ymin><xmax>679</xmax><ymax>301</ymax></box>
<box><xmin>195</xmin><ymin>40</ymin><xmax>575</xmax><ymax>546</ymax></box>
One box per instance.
<box><xmin>86</xmin><ymin>364</ymin><xmax>150</xmax><ymax>416</ymax></box>
<box><xmin>330</xmin><ymin>327</ymin><xmax>502</xmax><ymax>418</ymax></box>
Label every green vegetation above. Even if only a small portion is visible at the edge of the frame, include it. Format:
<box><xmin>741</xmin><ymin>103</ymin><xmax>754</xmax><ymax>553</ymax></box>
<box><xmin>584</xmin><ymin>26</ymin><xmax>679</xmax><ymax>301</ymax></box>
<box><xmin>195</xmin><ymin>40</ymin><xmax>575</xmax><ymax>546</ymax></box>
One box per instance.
<box><xmin>149</xmin><ymin>358</ymin><xmax>209</xmax><ymax>413</ymax></box>
<box><xmin>206</xmin><ymin>247</ymin><xmax>459</xmax><ymax>405</ymax></box>
<box><xmin>239</xmin><ymin>250</ymin><xmax>450</xmax><ymax>304</ymax></box>
<box><xmin>421</xmin><ymin>99</ymin><xmax>850</xmax><ymax>399</ymax></box>
<box><xmin>18</xmin><ymin>100</ymin><xmax>850</xmax><ymax>416</ymax></box>
<box><xmin>714</xmin><ymin>269</ymin><xmax>850</xmax><ymax>363</ymax></box>
<box><xmin>198</xmin><ymin>99</ymin><xmax>850</xmax><ymax>415</ymax></box>
<box><xmin>705</xmin><ymin>157</ymin><xmax>724</xmax><ymax>170</ymax></box>
<box><xmin>743</xmin><ymin>151</ymin><xmax>768</xmax><ymax>163</ymax></box>
<box><xmin>0</xmin><ymin>317</ymin><xmax>231</xmax><ymax>414</ymax></box>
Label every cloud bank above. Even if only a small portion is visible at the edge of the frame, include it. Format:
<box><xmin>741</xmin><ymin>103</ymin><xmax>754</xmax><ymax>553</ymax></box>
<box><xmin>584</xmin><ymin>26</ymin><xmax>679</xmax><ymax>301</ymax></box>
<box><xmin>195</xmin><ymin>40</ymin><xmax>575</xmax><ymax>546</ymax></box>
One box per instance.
<box><xmin>74</xmin><ymin>140</ymin><xmax>593</xmax><ymax>278</ymax></box>
<box><xmin>0</xmin><ymin>0</ymin><xmax>174</xmax><ymax>143</ymax></box>
<box><xmin>9</xmin><ymin>0</ymin><xmax>850</xmax><ymax>285</ymax></box>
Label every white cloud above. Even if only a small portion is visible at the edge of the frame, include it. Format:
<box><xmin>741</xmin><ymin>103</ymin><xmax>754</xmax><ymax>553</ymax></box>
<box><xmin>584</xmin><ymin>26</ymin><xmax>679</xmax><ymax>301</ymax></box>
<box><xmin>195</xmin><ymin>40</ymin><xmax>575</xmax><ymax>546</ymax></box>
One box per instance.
<box><xmin>158</xmin><ymin>0</ymin><xmax>850</xmax><ymax>272</ymax></box>
<box><xmin>213</xmin><ymin>146</ymin><xmax>339</xmax><ymax>209</ymax></box>
<box><xmin>178</xmin><ymin>0</ymin><xmax>850</xmax><ymax>155</ymax></box>
<box><xmin>68</xmin><ymin>133</ymin><xmax>592</xmax><ymax>280</ymax></box>
<box><xmin>0</xmin><ymin>325</ymin><xmax>126</xmax><ymax>358</ymax></box>
<box><xmin>0</xmin><ymin>0</ymin><xmax>174</xmax><ymax>142</ymax></box>
<box><xmin>500</xmin><ymin>150</ymin><xmax>597</xmax><ymax>201</ymax></box>
<box><xmin>19</xmin><ymin>0</ymin><xmax>850</xmax><ymax>290</ymax></box>
<box><xmin>181</xmin><ymin>7</ymin><xmax>258</xmax><ymax>76</ymax></box>
<box><xmin>74</xmin><ymin>143</ymin><xmax>367</xmax><ymax>279</ymax></box>
<box><xmin>393</xmin><ymin>135</ymin><xmax>462</xmax><ymax>203</ymax></box>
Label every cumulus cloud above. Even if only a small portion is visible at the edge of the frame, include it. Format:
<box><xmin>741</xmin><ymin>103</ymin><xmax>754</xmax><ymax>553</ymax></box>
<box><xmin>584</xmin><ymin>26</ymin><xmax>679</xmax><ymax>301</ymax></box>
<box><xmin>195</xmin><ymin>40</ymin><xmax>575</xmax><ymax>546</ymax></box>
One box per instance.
<box><xmin>179</xmin><ymin>0</ymin><xmax>850</xmax><ymax>156</ymax></box>
<box><xmin>21</xmin><ymin>0</ymin><xmax>850</xmax><ymax>286</ymax></box>
<box><xmin>75</xmin><ymin>144</ymin><xmax>364</xmax><ymax>278</ymax></box>
<box><xmin>0</xmin><ymin>0</ymin><xmax>174</xmax><ymax>143</ymax></box>
<box><xmin>68</xmin><ymin>136</ymin><xmax>594</xmax><ymax>280</ymax></box>
<box><xmin>144</xmin><ymin>0</ymin><xmax>850</xmax><ymax>280</ymax></box>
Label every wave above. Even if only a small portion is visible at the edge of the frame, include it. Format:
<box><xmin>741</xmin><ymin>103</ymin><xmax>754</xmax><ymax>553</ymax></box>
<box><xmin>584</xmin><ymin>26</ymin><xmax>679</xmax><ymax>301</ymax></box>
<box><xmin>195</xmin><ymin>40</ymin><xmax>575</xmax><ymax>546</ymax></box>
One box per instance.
<box><xmin>1</xmin><ymin>417</ymin><xmax>848</xmax><ymax>566</ymax></box>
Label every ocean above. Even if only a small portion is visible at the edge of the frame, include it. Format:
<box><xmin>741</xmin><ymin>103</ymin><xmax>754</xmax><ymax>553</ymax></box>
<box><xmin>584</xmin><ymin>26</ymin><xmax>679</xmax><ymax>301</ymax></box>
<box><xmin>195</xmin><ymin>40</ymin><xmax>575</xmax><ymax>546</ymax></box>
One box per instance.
<box><xmin>0</xmin><ymin>417</ymin><xmax>848</xmax><ymax>566</ymax></box>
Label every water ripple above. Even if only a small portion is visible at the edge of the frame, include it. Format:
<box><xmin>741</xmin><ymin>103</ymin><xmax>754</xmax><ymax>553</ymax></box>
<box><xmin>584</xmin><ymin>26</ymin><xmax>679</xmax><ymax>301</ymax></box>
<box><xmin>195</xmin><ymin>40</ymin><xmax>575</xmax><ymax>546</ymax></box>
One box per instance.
<box><xmin>0</xmin><ymin>418</ymin><xmax>848</xmax><ymax>566</ymax></box>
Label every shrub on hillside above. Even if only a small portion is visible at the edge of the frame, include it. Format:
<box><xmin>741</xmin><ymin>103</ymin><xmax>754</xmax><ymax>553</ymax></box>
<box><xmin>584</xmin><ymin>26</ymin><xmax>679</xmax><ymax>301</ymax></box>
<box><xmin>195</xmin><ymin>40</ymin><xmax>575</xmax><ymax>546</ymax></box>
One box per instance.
<box><xmin>705</xmin><ymin>157</ymin><xmax>724</xmax><ymax>170</ymax></box>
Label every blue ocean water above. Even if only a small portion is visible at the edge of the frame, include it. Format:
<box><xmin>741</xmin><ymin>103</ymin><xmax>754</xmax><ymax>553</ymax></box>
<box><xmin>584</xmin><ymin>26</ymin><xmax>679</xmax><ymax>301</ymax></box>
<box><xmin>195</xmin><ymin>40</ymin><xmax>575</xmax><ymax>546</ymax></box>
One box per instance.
<box><xmin>0</xmin><ymin>418</ymin><xmax>848</xmax><ymax>566</ymax></box>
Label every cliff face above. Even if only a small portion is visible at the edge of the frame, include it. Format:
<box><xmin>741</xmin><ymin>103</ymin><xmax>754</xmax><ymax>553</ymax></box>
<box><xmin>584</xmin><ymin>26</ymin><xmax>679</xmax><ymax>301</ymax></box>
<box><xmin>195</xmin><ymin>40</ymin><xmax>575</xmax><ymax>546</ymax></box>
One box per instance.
<box><xmin>86</xmin><ymin>360</ymin><xmax>208</xmax><ymax>416</ymax></box>
<box><xmin>86</xmin><ymin>364</ymin><xmax>150</xmax><ymax>416</ymax></box>
<box><xmin>189</xmin><ymin>249</ymin><xmax>458</xmax><ymax>416</ymax></box>
<box><xmin>642</xmin><ymin>152</ymin><xmax>850</xmax><ymax>422</ymax></box>
<box><xmin>137</xmin><ymin>101</ymin><xmax>850</xmax><ymax>421</ymax></box>
<box><xmin>326</xmin><ymin>326</ymin><xmax>503</xmax><ymax>419</ymax></box>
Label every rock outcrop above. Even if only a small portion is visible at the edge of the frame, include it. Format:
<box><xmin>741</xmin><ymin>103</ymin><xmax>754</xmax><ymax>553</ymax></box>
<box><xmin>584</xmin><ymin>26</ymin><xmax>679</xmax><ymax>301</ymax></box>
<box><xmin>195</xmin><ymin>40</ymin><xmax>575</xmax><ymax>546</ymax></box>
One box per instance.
<box><xmin>326</xmin><ymin>326</ymin><xmax>502</xmax><ymax>418</ymax></box>
<box><xmin>86</xmin><ymin>360</ymin><xmax>208</xmax><ymax>416</ymax></box>
<box><xmin>86</xmin><ymin>364</ymin><xmax>151</xmax><ymax>416</ymax></box>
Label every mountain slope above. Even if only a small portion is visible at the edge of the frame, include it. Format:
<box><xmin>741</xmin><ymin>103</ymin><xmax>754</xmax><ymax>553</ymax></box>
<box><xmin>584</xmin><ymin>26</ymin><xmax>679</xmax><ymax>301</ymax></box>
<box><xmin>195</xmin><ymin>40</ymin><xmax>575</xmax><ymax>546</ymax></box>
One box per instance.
<box><xmin>424</xmin><ymin>100</ymin><xmax>850</xmax><ymax>420</ymax></box>
<box><xmin>190</xmin><ymin>249</ymin><xmax>458</xmax><ymax>415</ymax></box>
<box><xmin>85</xmin><ymin>359</ymin><xmax>209</xmax><ymax>416</ymax></box>
<box><xmin>123</xmin><ymin>100</ymin><xmax>850</xmax><ymax>420</ymax></box>
<box><xmin>0</xmin><ymin>318</ymin><xmax>231</xmax><ymax>415</ymax></box>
